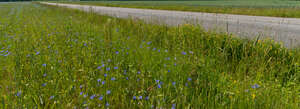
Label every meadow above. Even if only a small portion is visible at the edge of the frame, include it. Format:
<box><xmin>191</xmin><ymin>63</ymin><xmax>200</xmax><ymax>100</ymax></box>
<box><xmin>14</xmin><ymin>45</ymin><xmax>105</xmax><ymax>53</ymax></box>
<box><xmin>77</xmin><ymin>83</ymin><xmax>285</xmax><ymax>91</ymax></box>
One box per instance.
<box><xmin>55</xmin><ymin>0</ymin><xmax>300</xmax><ymax>18</ymax></box>
<box><xmin>0</xmin><ymin>2</ymin><xmax>299</xmax><ymax>109</ymax></box>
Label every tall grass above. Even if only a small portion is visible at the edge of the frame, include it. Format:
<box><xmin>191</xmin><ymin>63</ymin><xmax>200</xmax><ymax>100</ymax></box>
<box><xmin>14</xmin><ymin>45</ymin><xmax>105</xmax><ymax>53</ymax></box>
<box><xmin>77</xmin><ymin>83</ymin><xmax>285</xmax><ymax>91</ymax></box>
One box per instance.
<box><xmin>0</xmin><ymin>2</ymin><xmax>299</xmax><ymax>109</ymax></box>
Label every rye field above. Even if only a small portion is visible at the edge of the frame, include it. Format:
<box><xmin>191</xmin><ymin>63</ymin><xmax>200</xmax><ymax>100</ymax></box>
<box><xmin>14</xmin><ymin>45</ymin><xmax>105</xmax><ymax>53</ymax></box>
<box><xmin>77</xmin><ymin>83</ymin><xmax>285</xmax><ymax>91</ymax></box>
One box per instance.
<box><xmin>0</xmin><ymin>1</ymin><xmax>299</xmax><ymax>109</ymax></box>
<box><xmin>57</xmin><ymin>0</ymin><xmax>300</xmax><ymax>18</ymax></box>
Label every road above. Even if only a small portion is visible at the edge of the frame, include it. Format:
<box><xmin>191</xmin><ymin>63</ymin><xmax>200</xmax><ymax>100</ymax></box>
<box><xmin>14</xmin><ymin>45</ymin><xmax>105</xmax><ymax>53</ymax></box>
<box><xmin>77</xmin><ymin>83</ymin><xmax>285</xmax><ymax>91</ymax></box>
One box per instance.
<box><xmin>41</xmin><ymin>2</ymin><xmax>300</xmax><ymax>48</ymax></box>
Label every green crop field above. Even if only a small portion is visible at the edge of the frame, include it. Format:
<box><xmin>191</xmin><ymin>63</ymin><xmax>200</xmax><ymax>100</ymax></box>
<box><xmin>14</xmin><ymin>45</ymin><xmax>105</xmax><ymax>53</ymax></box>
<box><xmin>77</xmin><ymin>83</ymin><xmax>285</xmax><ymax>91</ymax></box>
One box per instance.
<box><xmin>0</xmin><ymin>2</ymin><xmax>299</xmax><ymax>109</ymax></box>
<box><xmin>55</xmin><ymin>0</ymin><xmax>300</xmax><ymax>18</ymax></box>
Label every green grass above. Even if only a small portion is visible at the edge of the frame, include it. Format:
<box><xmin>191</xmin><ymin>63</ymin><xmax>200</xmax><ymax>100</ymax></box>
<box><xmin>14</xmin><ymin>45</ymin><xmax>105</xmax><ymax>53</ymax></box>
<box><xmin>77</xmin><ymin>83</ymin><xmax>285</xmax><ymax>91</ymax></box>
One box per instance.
<box><xmin>54</xmin><ymin>0</ymin><xmax>300</xmax><ymax>18</ymax></box>
<box><xmin>0</xmin><ymin>2</ymin><xmax>299</xmax><ymax>109</ymax></box>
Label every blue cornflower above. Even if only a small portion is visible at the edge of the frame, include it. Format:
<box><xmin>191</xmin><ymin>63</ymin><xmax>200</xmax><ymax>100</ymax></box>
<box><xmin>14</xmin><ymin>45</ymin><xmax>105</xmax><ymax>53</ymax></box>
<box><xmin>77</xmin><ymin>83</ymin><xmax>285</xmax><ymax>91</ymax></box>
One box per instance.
<box><xmin>102</xmin><ymin>81</ymin><xmax>105</xmax><ymax>85</ymax></box>
<box><xmin>104</xmin><ymin>73</ymin><xmax>108</xmax><ymax>77</ymax></box>
<box><xmin>106</xmin><ymin>102</ymin><xmax>109</xmax><ymax>107</ymax></box>
<box><xmin>80</xmin><ymin>85</ymin><xmax>83</xmax><ymax>89</ymax></box>
<box><xmin>106</xmin><ymin>67</ymin><xmax>110</xmax><ymax>71</ymax></box>
<box><xmin>97</xmin><ymin>79</ymin><xmax>101</xmax><ymax>82</ymax></box>
<box><xmin>36</xmin><ymin>51</ymin><xmax>40</xmax><ymax>55</ymax></box>
<box><xmin>158</xmin><ymin>49</ymin><xmax>160</xmax><ymax>52</ymax></box>
<box><xmin>137</xmin><ymin>71</ymin><xmax>141</xmax><ymax>74</ymax></box>
<box><xmin>114</xmin><ymin>67</ymin><xmax>118</xmax><ymax>70</ymax></box>
<box><xmin>172</xmin><ymin>104</ymin><xmax>176</xmax><ymax>109</ymax></box>
<box><xmin>84</xmin><ymin>43</ymin><xmax>87</xmax><ymax>47</ymax></box>
<box><xmin>106</xmin><ymin>90</ymin><xmax>111</xmax><ymax>95</ymax></box>
<box><xmin>158</xmin><ymin>84</ymin><xmax>162</xmax><ymax>88</ymax></box>
<box><xmin>16</xmin><ymin>91</ymin><xmax>21</xmax><ymax>97</ymax></box>
<box><xmin>182</xmin><ymin>51</ymin><xmax>187</xmax><ymax>55</ymax></box>
<box><xmin>168</xmin><ymin>70</ymin><xmax>171</xmax><ymax>72</ymax></box>
<box><xmin>43</xmin><ymin>73</ymin><xmax>47</xmax><ymax>77</ymax></box>
<box><xmin>97</xmin><ymin>66</ymin><xmax>101</xmax><ymax>70</ymax></box>
<box><xmin>49</xmin><ymin>96</ymin><xmax>54</xmax><ymax>100</ymax></box>
<box><xmin>166</xmin><ymin>57</ymin><xmax>170</xmax><ymax>60</ymax></box>
<box><xmin>115</xmin><ymin>51</ymin><xmax>119</xmax><ymax>54</ymax></box>
<box><xmin>174</xmin><ymin>63</ymin><xmax>177</xmax><ymax>66</ymax></box>
<box><xmin>42</xmin><ymin>83</ymin><xmax>47</xmax><ymax>87</ymax></box>
<box><xmin>90</xmin><ymin>95</ymin><xmax>96</xmax><ymax>100</ymax></box>
<box><xmin>251</xmin><ymin>84</ymin><xmax>260</xmax><ymax>89</ymax></box>
<box><xmin>145</xmin><ymin>96</ymin><xmax>149</xmax><ymax>100</ymax></box>
<box><xmin>172</xmin><ymin>82</ymin><xmax>176</xmax><ymax>86</ymax></box>
<box><xmin>185</xmin><ymin>82</ymin><xmax>188</xmax><ymax>86</ymax></box>
<box><xmin>84</xmin><ymin>94</ymin><xmax>87</xmax><ymax>98</ymax></box>
<box><xmin>98</xmin><ymin>95</ymin><xmax>103</xmax><ymax>101</ymax></box>
<box><xmin>189</xmin><ymin>51</ymin><xmax>194</xmax><ymax>54</ymax></box>
<box><xmin>147</xmin><ymin>41</ymin><xmax>151</xmax><ymax>45</ymax></box>
<box><xmin>133</xmin><ymin>96</ymin><xmax>137</xmax><ymax>100</ymax></box>
<box><xmin>42</xmin><ymin>64</ymin><xmax>47</xmax><ymax>67</ymax></box>
<box><xmin>80</xmin><ymin>92</ymin><xmax>83</xmax><ymax>95</ymax></box>
<box><xmin>102</xmin><ymin>64</ymin><xmax>105</xmax><ymax>67</ymax></box>
<box><xmin>137</xmin><ymin>78</ymin><xmax>140</xmax><ymax>81</ymax></box>
<box><xmin>188</xmin><ymin>77</ymin><xmax>192</xmax><ymax>81</ymax></box>
<box><xmin>139</xmin><ymin>96</ymin><xmax>143</xmax><ymax>100</ymax></box>
<box><xmin>155</xmin><ymin>80</ymin><xmax>160</xmax><ymax>83</ymax></box>
<box><xmin>153</xmin><ymin>48</ymin><xmax>157</xmax><ymax>51</ymax></box>
<box><xmin>126</xmin><ymin>77</ymin><xmax>129</xmax><ymax>80</ymax></box>
<box><xmin>111</xmin><ymin>77</ymin><xmax>116</xmax><ymax>81</ymax></box>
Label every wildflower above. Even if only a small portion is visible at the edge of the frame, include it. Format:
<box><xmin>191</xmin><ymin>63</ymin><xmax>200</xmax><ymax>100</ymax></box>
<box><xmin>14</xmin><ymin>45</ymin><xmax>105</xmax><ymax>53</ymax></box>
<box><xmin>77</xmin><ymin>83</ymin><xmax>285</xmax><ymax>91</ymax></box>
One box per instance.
<box><xmin>80</xmin><ymin>92</ymin><xmax>83</xmax><ymax>95</ymax></box>
<box><xmin>139</xmin><ymin>96</ymin><xmax>143</xmax><ymax>100</ymax></box>
<box><xmin>80</xmin><ymin>85</ymin><xmax>83</xmax><ymax>89</ymax></box>
<box><xmin>158</xmin><ymin>49</ymin><xmax>160</xmax><ymax>52</ymax></box>
<box><xmin>97</xmin><ymin>66</ymin><xmax>101</xmax><ymax>70</ymax></box>
<box><xmin>188</xmin><ymin>77</ymin><xmax>192</xmax><ymax>81</ymax></box>
<box><xmin>111</xmin><ymin>77</ymin><xmax>116</xmax><ymax>81</ymax></box>
<box><xmin>43</xmin><ymin>73</ymin><xmax>47</xmax><ymax>77</ymax></box>
<box><xmin>36</xmin><ymin>51</ymin><xmax>40</xmax><ymax>55</ymax></box>
<box><xmin>106</xmin><ymin>102</ymin><xmax>109</xmax><ymax>106</ymax></box>
<box><xmin>172</xmin><ymin>82</ymin><xmax>176</xmax><ymax>86</ymax></box>
<box><xmin>137</xmin><ymin>78</ymin><xmax>140</xmax><ymax>81</ymax></box>
<box><xmin>115</xmin><ymin>51</ymin><xmax>119</xmax><ymax>54</ymax></box>
<box><xmin>168</xmin><ymin>70</ymin><xmax>170</xmax><ymax>72</ymax></box>
<box><xmin>104</xmin><ymin>73</ymin><xmax>108</xmax><ymax>77</ymax></box>
<box><xmin>158</xmin><ymin>84</ymin><xmax>162</xmax><ymax>88</ymax></box>
<box><xmin>126</xmin><ymin>77</ymin><xmax>129</xmax><ymax>80</ymax></box>
<box><xmin>182</xmin><ymin>51</ymin><xmax>187</xmax><ymax>55</ymax></box>
<box><xmin>251</xmin><ymin>84</ymin><xmax>260</xmax><ymax>89</ymax></box>
<box><xmin>42</xmin><ymin>64</ymin><xmax>47</xmax><ymax>67</ymax></box>
<box><xmin>137</xmin><ymin>71</ymin><xmax>141</xmax><ymax>74</ymax></box>
<box><xmin>84</xmin><ymin>94</ymin><xmax>87</xmax><ymax>98</ymax></box>
<box><xmin>90</xmin><ymin>95</ymin><xmax>96</xmax><ymax>100</ymax></box>
<box><xmin>185</xmin><ymin>82</ymin><xmax>188</xmax><ymax>86</ymax></box>
<box><xmin>98</xmin><ymin>95</ymin><xmax>103</xmax><ymax>101</ymax></box>
<box><xmin>145</xmin><ymin>96</ymin><xmax>149</xmax><ymax>100</ymax></box>
<box><xmin>97</xmin><ymin>79</ymin><xmax>101</xmax><ymax>82</ymax></box>
<box><xmin>153</xmin><ymin>48</ymin><xmax>157</xmax><ymax>51</ymax></box>
<box><xmin>106</xmin><ymin>67</ymin><xmax>110</xmax><ymax>71</ymax></box>
<box><xmin>106</xmin><ymin>90</ymin><xmax>111</xmax><ymax>95</ymax></box>
<box><xmin>155</xmin><ymin>80</ymin><xmax>160</xmax><ymax>83</ymax></box>
<box><xmin>42</xmin><ymin>83</ymin><xmax>47</xmax><ymax>87</ymax></box>
<box><xmin>49</xmin><ymin>96</ymin><xmax>54</xmax><ymax>100</ymax></box>
<box><xmin>133</xmin><ymin>96</ymin><xmax>137</xmax><ymax>100</ymax></box>
<box><xmin>252</xmin><ymin>93</ymin><xmax>256</xmax><ymax>99</ymax></box>
<box><xmin>147</xmin><ymin>41</ymin><xmax>151</xmax><ymax>45</ymax></box>
<box><xmin>102</xmin><ymin>81</ymin><xmax>105</xmax><ymax>85</ymax></box>
<box><xmin>114</xmin><ymin>67</ymin><xmax>118</xmax><ymax>70</ymax></box>
<box><xmin>16</xmin><ymin>91</ymin><xmax>21</xmax><ymax>97</ymax></box>
<box><xmin>172</xmin><ymin>104</ymin><xmax>176</xmax><ymax>109</ymax></box>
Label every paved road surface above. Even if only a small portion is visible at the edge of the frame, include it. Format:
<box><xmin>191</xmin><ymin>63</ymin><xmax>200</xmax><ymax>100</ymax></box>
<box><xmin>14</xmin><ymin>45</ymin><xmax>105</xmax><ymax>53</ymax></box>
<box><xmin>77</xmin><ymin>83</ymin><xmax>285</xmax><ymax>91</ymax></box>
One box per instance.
<box><xmin>41</xmin><ymin>2</ymin><xmax>300</xmax><ymax>48</ymax></box>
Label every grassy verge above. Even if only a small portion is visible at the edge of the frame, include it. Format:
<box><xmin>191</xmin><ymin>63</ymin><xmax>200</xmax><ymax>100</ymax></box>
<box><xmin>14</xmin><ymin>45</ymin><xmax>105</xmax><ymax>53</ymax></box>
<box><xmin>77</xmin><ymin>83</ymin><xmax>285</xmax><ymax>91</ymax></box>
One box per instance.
<box><xmin>53</xmin><ymin>1</ymin><xmax>300</xmax><ymax>18</ymax></box>
<box><xmin>0</xmin><ymin>2</ymin><xmax>299</xmax><ymax>109</ymax></box>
